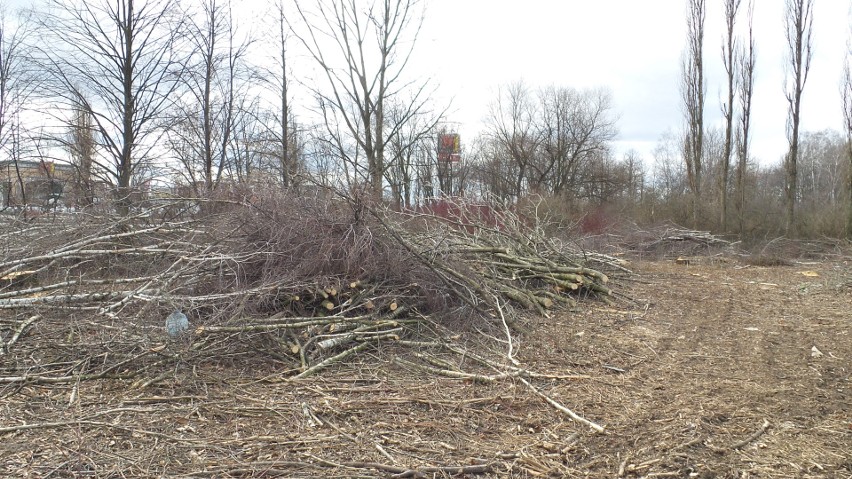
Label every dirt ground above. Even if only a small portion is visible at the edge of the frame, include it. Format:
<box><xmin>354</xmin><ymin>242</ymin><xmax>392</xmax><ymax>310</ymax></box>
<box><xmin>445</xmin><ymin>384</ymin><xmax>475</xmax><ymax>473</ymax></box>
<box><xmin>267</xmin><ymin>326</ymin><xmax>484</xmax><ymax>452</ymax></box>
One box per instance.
<box><xmin>2</xmin><ymin>258</ymin><xmax>850</xmax><ymax>478</ymax></box>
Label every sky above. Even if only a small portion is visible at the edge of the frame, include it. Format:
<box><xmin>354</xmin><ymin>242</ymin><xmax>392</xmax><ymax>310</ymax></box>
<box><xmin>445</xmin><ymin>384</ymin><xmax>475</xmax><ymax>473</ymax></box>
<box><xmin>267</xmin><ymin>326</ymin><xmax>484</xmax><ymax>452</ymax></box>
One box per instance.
<box><xmin>8</xmin><ymin>0</ymin><xmax>849</xmax><ymax>170</ymax></box>
<box><xmin>414</xmin><ymin>0</ymin><xmax>851</xmax><ymax>166</ymax></box>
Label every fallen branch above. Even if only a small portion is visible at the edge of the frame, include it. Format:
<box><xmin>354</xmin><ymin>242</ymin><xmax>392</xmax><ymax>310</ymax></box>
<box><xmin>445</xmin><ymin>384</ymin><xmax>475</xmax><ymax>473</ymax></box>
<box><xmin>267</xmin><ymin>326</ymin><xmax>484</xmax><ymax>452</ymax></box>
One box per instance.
<box><xmin>731</xmin><ymin>418</ymin><xmax>771</xmax><ymax>449</ymax></box>
<box><xmin>394</xmin><ymin>357</ymin><xmax>502</xmax><ymax>383</ymax></box>
<box><xmin>1</xmin><ymin>314</ymin><xmax>40</xmax><ymax>355</ymax></box>
<box><xmin>0</xmin><ymin>291</ymin><xmax>127</xmax><ymax>308</ymax></box>
<box><xmin>517</xmin><ymin>376</ymin><xmax>605</xmax><ymax>433</ymax></box>
<box><xmin>292</xmin><ymin>341</ymin><xmax>373</xmax><ymax>379</ymax></box>
<box><xmin>495</xmin><ymin>295</ymin><xmax>520</xmax><ymax>365</ymax></box>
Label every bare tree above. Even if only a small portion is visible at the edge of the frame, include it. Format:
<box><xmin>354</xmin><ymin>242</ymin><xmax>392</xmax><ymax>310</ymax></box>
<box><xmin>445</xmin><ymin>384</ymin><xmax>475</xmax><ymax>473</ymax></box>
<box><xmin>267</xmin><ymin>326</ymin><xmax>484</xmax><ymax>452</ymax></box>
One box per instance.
<box><xmin>415</xmin><ymin>138</ymin><xmax>437</xmax><ymax>200</ymax></box>
<box><xmin>0</xmin><ymin>6</ymin><xmax>37</xmax><ymax>155</ymax></box>
<box><xmin>842</xmin><ymin>53</ymin><xmax>852</xmax><ymax>237</ymax></box>
<box><xmin>167</xmin><ymin>0</ymin><xmax>252</xmax><ymax>196</ymax></box>
<box><xmin>262</xmin><ymin>0</ymin><xmax>296</xmax><ymax>187</ymax></box>
<box><xmin>293</xmin><ymin>0</ymin><xmax>432</xmax><ymax>199</ymax></box>
<box><xmin>651</xmin><ymin>130</ymin><xmax>689</xmax><ymax>222</ymax></box>
<box><xmin>303</xmin><ymin>124</ymin><xmax>346</xmax><ymax>188</ymax></box>
<box><xmin>0</xmin><ymin>4</ymin><xmax>40</xmax><ymax>212</ymax></box>
<box><xmin>7</xmin><ymin>117</ymin><xmax>25</xmax><ymax>208</ymax></box>
<box><xmin>535</xmin><ymin>86</ymin><xmax>617</xmax><ymax>198</ymax></box>
<box><xmin>434</xmin><ymin>128</ymin><xmax>467</xmax><ymax>199</ymax></box>
<box><xmin>35</xmin><ymin>0</ymin><xmax>185</xmax><ymax>214</ymax></box>
<box><xmin>479</xmin><ymin>83</ymin><xmax>618</xmax><ymax>204</ymax></box>
<box><xmin>783</xmin><ymin>0</ymin><xmax>814</xmax><ymax>234</ymax></box>
<box><xmin>622</xmin><ymin>149</ymin><xmax>644</xmax><ymax>204</ymax></box>
<box><xmin>384</xmin><ymin>101</ymin><xmax>439</xmax><ymax>208</ymax></box>
<box><xmin>797</xmin><ymin>130</ymin><xmax>845</xmax><ymax>209</ymax></box>
<box><xmin>735</xmin><ymin>0</ymin><xmax>756</xmax><ymax>237</ymax></box>
<box><xmin>228</xmin><ymin>97</ymin><xmax>262</xmax><ymax>182</ymax></box>
<box><xmin>485</xmin><ymin>81</ymin><xmax>540</xmax><ymax>200</ymax></box>
<box><xmin>680</xmin><ymin>0</ymin><xmax>706</xmax><ymax>228</ymax></box>
<box><xmin>468</xmin><ymin>133</ymin><xmax>518</xmax><ymax>203</ymax></box>
<box><xmin>719</xmin><ymin>0</ymin><xmax>741</xmax><ymax>231</ymax></box>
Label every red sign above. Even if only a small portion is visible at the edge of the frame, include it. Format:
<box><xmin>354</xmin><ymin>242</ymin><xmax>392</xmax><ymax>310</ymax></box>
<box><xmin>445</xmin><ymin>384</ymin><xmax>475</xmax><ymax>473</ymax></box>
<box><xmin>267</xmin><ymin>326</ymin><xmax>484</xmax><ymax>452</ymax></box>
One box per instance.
<box><xmin>437</xmin><ymin>133</ymin><xmax>460</xmax><ymax>162</ymax></box>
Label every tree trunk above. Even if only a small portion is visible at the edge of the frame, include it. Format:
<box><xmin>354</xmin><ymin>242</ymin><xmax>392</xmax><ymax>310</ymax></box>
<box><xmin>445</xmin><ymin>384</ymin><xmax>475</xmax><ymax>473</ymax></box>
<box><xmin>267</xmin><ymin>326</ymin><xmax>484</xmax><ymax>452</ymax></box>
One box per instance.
<box><xmin>783</xmin><ymin>0</ymin><xmax>814</xmax><ymax>237</ymax></box>
<box><xmin>736</xmin><ymin>2</ymin><xmax>755</xmax><ymax>239</ymax></box>
<box><xmin>847</xmin><ymin>144</ymin><xmax>852</xmax><ymax>237</ymax></box>
<box><xmin>117</xmin><ymin>0</ymin><xmax>136</xmax><ymax>217</ymax></box>
<box><xmin>279</xmin><ymin>6</ymin><xmax>290</xmax><ymax>188</ymax></box>
<box><xmin>681</xmin><ymin>0</ymin><xmax>705</xmax><ymax>230</ymax></box>
<box><xmin>720</xmin><ymin>0</ymin><xmax>740</xmax><ymax>232</ymax></box>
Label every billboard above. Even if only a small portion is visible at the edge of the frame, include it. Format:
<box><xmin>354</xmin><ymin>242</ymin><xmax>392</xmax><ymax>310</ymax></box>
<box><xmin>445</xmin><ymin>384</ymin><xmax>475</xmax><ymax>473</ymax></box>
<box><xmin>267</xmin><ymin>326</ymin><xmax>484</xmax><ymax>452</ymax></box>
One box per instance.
<box><xmin>437</xmin><ymin>133</ymin><xmax>461</xmax><ymax>162</ymax></box>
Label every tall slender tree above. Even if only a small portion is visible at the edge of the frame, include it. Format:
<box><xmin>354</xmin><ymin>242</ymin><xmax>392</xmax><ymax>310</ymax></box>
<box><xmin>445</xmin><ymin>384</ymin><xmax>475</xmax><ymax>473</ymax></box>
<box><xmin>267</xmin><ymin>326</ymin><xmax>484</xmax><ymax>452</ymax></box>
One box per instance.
<box><xmin>719</xmin><ymin>0</ymin><xmax>741</xmax><ymax>231</ymax></box>
<box><xmin>783</xmin><ymin>0</ymin><xmax>814</xmax><ymax>234</ymax></box>
<box><xmin>68</xmin><ymin>103</ymin><xmax>96</xmax><ymax>206</ymax></box>
<box><xmin>681</xmin><ymin>0</ymin><xmax>706</xmax><ymax>228</ymax></box>
<box><xmin>266</xmin><ymin>0</ymin><xmax>294</xmax><ymax>187</ymax></box>
<box><xmin>735</xmin><ymin>0</ymin><xmax>755</xmax><ymax>237</ymax></box>
<box><xmin>842</xmin><ymin>51</ymin><xmax>852</xmax><ymax>237</ymax></box>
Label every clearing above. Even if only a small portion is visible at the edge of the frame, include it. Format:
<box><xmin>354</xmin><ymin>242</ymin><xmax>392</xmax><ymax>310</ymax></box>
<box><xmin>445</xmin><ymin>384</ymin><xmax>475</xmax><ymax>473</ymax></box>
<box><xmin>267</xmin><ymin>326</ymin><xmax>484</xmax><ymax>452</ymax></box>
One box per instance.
<box><xmin>2</xmin><ymin>258</ymin><xmax>850</xmax><ymax>478</ymax></box>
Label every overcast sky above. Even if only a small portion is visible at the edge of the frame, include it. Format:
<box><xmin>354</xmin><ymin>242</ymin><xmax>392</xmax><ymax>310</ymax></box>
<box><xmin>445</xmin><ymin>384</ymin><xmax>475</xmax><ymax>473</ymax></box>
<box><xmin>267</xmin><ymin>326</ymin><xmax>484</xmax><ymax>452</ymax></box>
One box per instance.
<box><xmin>11</xmin><ymin>0</ymin><xmax>849</xmax><ymax>169</ymax></box>
<box><xmin>415</xmin><ymin>0</ymin><xmax>851</xmax><ymax>166</ymax></box>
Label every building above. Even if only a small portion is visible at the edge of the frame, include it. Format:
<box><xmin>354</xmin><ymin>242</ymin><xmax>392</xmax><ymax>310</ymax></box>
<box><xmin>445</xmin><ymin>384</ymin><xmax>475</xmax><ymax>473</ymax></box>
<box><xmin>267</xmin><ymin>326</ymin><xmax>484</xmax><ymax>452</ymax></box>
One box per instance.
<box><xmin>0</xmin><ymin>160</ymin><xmax>76</xmax><ymax>209</ymax></box>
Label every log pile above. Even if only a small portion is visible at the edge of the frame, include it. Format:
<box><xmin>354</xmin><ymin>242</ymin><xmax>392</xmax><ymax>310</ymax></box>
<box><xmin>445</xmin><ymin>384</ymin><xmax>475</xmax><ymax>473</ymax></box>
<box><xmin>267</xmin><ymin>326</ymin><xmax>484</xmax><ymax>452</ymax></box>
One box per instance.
<box><xmin>0</xmin><ymin>193</ymin><xmax>624</xmax><ymax>388</ymax></box>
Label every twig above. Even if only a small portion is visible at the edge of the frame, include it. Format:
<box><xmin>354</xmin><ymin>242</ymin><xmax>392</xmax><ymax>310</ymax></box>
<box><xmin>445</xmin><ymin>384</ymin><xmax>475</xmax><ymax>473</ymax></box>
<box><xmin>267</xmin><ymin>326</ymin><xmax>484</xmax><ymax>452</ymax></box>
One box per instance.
<box><xmin>0</xmin><ymin>371</ymin><xmax>134</xmax><ymax>385</ymax></box>
<box><xmin>731</xmin><ymin>418</ymin><xmax>771</xmax><ymax>449</ymax></box>
<box><xmin>133</xmin><ymin>371</ymin><xmax>174</xmax><ymax>390</ymax></box>
<box><xmin>0</xmin><ymin>276</ymin><xmax>161</xmax><ymax>300</ymax></box>
<box><xmin>0</xmin><ymin>292</ymin><xmax>127</xmax><ymax>308</ymax></box>
<box><xmin>494</xmin><ymin>295</ymin><xmax>519</xmax><ymax>365</ymax></box>
<box><xmin>375</xmin><ymin>443</ymin><xmax>397</xmax><ymax>464</ymax></box>
<box><xmin>441</xmin><ymin>343</ymin><xmax>588</xmax><ymax>380</ymax></box>
<box><xmin>617</xmin><ymin>453</ymin><xmax>630</xmax><ymax>478</ymax></box>
<box><xmin>517</xmin><ymin>376</ymin><xmax>605</xmax><ymax>433</ymax></box>
<box><xmin>398</xmin><ymin>463</ymin><xmax>492</xmax><ymax>477</ymax></box>
<box><xmin>0</xmin><ymin>349</ymin><xmax>163</xmax><ymax>385</ymax></box>
<box><xmin>1</xmin><ymin>314</ymin><xmax>40</xmax><ymax>355</ymax></box>
<box><xmin>393</xmin><ymin>357</ymin><xmax>503</xmax><ymax>383</ymax></box>
<box><xmin>292</xmin><ymin>341</ymin><xmax>372</xmax><ymax>379</ymax></box>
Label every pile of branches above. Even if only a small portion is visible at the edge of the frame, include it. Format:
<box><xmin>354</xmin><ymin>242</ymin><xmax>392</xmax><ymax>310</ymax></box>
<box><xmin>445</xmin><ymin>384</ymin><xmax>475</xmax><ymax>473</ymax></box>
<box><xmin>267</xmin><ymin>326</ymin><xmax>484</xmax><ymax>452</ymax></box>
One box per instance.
<box><xmin>390</xmin><ymin>201</ymin><xmax>627</xmax><ymax>318</ymax></box>
<box><xmin>596</xmin><ymin>222</ymin><xmax>735</xmax><ymax>258</ymax></box>
<box><xmin>0</xmin><ymin>191</ymin><xmax>625</xmax><ymax>389</ymax></box>
<box><xmin>751</xmin><ymin>235</ymin><xmax>852</xmax><ymax>261</ymax></box>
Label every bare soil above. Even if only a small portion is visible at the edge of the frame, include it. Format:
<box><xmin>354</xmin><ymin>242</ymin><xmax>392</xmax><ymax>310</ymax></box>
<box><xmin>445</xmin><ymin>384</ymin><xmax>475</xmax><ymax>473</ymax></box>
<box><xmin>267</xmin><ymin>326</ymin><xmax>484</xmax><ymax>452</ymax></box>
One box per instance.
<box><xmin>2</xmin><ymin>258</ymin><xmax>850</xmax><ymax>478</ymax></box>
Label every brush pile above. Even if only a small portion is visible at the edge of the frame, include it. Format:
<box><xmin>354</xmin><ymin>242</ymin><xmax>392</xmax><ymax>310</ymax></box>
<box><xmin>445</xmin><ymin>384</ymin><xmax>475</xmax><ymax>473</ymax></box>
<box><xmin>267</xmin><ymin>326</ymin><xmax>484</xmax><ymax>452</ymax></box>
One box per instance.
<box><xmin>0</xmin><ymin>191</ymin><xmax>626</xmax><ymax>387</ymax></box>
